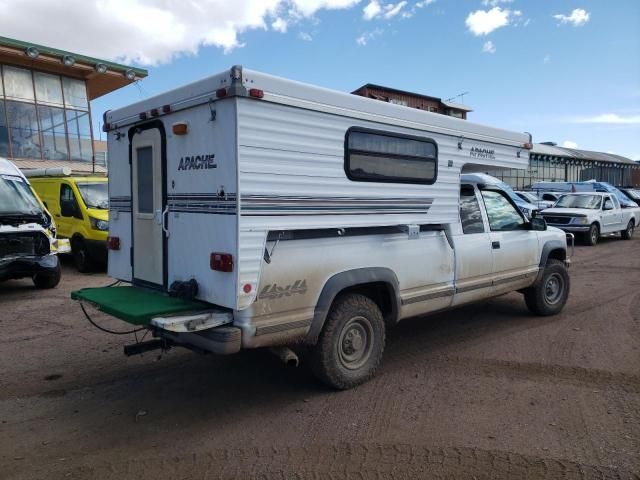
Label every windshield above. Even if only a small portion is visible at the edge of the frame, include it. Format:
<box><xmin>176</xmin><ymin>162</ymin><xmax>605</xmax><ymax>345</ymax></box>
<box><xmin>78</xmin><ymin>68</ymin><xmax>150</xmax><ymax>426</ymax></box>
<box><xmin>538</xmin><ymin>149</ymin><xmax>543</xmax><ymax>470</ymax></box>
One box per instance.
<box><xmin>555</xmin><ymin>194</ymin><xmax>602</xmax><ymax>209</ymax></box>
<box><xmin>77</xmin><ymin>182</ymin><xmax>108</xmax><ymax>209</ymax></box>
<box><xmin>518</xmin><ymin>192</ymin><xmax>538</xmax><ymax>203</ymax></box>
<box><xmin>0</xmin><ymin>174</ymin><xmax>44</xmax><ymax>216</ymax></box>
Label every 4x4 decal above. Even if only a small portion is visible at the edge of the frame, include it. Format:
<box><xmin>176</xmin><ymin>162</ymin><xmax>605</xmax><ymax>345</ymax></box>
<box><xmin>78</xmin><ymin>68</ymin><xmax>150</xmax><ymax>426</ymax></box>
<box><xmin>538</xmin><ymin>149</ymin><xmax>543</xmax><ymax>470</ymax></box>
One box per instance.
<box><xmin>259</xmin><ymin>280</ymin><xmax>307</xmax><ymax>300</ymax></box>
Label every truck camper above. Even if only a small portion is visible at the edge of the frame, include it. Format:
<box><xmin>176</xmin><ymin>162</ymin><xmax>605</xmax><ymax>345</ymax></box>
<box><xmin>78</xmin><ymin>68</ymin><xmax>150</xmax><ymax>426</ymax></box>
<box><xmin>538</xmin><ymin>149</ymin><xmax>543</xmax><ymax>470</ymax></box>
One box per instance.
<box><xmin>72</xmin><ymin>67</ymin><xmax>570</xmax><ymax>389</ymax></box>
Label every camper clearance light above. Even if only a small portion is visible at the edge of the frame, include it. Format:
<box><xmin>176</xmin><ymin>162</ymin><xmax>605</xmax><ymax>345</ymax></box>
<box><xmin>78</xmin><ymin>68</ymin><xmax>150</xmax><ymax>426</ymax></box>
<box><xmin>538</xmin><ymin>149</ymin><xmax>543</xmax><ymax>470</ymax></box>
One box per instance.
<box><xmin>210</xmin><ymin>253</ymin><xmax>233</xmax><ymax>272</ymax></box>
<box><xmin>249</xmin><ymin>89</ymin><xmax>264</xmax><ymax>99</ymax></box>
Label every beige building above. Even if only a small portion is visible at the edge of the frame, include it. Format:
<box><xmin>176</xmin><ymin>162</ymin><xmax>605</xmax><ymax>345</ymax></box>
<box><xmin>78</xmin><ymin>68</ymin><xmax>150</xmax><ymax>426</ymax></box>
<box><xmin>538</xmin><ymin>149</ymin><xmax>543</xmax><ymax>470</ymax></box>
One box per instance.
<box><xmin>0</xmin><ymin>35</ymin><xmax>147</xmax><ymax>173</ymax></box>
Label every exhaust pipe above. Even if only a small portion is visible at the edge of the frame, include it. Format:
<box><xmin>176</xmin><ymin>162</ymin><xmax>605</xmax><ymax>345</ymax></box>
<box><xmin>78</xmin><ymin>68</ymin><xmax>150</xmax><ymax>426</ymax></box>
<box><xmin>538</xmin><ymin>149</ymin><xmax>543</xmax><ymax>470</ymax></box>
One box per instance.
<box><xmin>269</xmin><ymin>347</ymin><xmax>299</xmax><ymax>367</ymax></box>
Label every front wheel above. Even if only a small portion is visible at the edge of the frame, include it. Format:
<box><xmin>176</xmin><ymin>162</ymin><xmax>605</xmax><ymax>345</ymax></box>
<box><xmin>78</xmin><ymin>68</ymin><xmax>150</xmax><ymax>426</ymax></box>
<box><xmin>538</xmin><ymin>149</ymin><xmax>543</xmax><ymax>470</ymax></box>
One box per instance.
<box><xmin>524</xmin><ymin>259</ymin><xmax>570</xmax><ymax>316</ymax></box>
<box><xmin>73</xmin><ymin>239</ymin><xmax>93</xmax><ymax>273</ymax></box>
<box><xmin>621</xmin><ymin>220</ymin><xmax>634</xmax><ymax>240</ymax></box>
<box><xmin>310</xmin><ymin>293</ymin><xmax>385</xmax><ymax>390</ymax></box>
<box><xmin>33</xmin><ymin>263</ymin><xmax>61</xmax><ymax>289</ymax></box>
<box><xmin>584</xmin><ymin>223</ymin><xmax>599</xmax><ymax>246</ymax></box>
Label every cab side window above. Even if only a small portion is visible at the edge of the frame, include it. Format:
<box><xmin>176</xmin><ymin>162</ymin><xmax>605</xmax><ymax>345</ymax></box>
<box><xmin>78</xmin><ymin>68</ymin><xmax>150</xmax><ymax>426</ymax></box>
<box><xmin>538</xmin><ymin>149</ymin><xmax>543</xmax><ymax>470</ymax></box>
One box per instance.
<box><xmin>481</xmin><ymin>190</ymin><xmax>525</xmax><ymax>231</ymax></box>
<box><xmin>460</xmin><ymin>185</ymin><xmax>485</xmax><ymax>234</ymax></box>
<box><xmin>60</xmin><ymin>183</ymin><xmax>81</xmax><ymax>218</ymax></box>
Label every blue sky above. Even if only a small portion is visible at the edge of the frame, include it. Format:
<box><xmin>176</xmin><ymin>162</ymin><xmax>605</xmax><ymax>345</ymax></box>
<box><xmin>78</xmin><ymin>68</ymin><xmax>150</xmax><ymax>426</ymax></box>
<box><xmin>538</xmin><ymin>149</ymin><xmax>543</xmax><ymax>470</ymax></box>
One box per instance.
<box><xmin>47</xmin><ymin>0</ymin><xmax>637</xmax><ymax>159</ymax></box>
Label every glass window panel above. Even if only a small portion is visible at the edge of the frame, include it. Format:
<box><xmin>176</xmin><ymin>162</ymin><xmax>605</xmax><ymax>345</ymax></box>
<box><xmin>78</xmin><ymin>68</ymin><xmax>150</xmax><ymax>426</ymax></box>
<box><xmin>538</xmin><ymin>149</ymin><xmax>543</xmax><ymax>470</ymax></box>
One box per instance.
<box><xmin>136</xmin><ymin>146</ymin><xmax>154</xmax><ymax>214</ymax></box>
<box><xmin>66</xmin><ymin>109</ymin><xmax>93</xmax><ymax>161</ymax></box>
<box><xmin>35</xmin><ymin>72</ymin><xmax>64</xmax><ymax>106</ymax></box>
<box><xmin>481</xmin><ymin>190</ymin><xmax>525</xmax><ymax>231</ymax></box>
<box><xmin>62</xmin><ymin>77</ymin><xmax>88</xmax><ymax>110</ymax></box>
<box><xmin>346</xmin><ymin>130</ymin><xmax>437</xmax><ymax>184</ymax></box>
<box><xmin>0</xmin><ymin>102</ymin><xmax>8</xmax><ymax>157</ymax></box>
<box><xmin>6</xmin><ymin>101</ymin><xmax>41</xmax><ymax>159</ymax></box>
<box><xmin>3</xmin><ymin>66</ymin><xmax>35</xmax><ymax>101</ymax></box>
<box><xmin>38</xmin><ymin>105</ymin><xmax>68</xmax><ymax>160</ymax></box>
<box><xmin>460</xmin><ymin>186</ymin><xmax>485</xmax><ymax>234</ymax></box>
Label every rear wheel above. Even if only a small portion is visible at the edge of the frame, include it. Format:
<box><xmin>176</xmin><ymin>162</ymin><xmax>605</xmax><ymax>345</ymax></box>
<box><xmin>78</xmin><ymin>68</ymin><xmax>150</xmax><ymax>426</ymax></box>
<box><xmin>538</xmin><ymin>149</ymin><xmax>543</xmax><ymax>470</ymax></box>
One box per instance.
<box><xmin>584</xmin><ymin>223</ymin><xmax>599</xmax><ymax>246</ymax></box>
<box><xmin>72</xmin><ymin>238</ymin><xmax>92</xmax><ymax>273</ymax></box>
<box><xmin>311</xmin><ymin>293</ymin><xmax>385</xmax><ymax>390</ymax></box>
<box><xmin>621</xmin><ymin>220</ymin><xmax>634</xmax><ymax>240</ymax></box>
<box><xmin>33</xmin><ymin>263</ymin><xmax>61</xmax><ymax>289</ymax></box>
<box><xmin>524</xmin><ymin>259</ymin><xmax>570</xmax><ymax>316</ymax></box>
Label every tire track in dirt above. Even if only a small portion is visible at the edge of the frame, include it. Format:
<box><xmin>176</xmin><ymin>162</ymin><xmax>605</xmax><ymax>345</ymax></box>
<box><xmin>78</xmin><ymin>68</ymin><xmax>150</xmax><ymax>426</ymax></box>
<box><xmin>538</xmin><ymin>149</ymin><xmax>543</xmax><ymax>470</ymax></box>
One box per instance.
<box><xmin>8</xmin><ymin>443</ymin><xmax>639</xmax><ymax>480</ymax></box>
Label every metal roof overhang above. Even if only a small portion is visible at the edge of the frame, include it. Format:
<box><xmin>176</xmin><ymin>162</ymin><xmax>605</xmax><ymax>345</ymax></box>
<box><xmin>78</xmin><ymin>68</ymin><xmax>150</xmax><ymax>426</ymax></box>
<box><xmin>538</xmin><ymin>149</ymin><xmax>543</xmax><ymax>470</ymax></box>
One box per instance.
<box><xmin>0</xmin><ymin>36</ymin><xmax>148</xmax><ymax>100</ymax></box>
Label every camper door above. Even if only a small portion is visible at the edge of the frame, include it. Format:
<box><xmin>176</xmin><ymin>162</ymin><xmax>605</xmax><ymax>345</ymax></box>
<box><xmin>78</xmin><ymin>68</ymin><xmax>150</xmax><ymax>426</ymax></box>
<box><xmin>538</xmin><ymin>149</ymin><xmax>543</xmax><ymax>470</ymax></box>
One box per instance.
<box><xmin>131</xmin><ymin>125</ymin><xmax>166</xmax><ymax>288</ymax></box>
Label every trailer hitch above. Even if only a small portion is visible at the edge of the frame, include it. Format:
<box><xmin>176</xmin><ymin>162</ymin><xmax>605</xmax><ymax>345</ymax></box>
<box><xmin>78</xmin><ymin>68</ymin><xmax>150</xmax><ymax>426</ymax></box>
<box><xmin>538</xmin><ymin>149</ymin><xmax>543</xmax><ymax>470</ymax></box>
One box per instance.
<box><xmin>124</xmin><ymin>339</ymin><xmax>172</xmax><ymax>357</ymax></box>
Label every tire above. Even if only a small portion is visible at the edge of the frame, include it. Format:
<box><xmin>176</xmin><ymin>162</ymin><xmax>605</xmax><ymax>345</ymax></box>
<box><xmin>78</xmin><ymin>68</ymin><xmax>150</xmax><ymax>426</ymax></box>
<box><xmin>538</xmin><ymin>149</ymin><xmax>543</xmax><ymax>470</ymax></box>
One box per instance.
<box><xmin>310</xmin><ymin>293</ymin><xmax>386</xmax><ymax>390</ymax></box>
<box><xmin>621</xmin><ymin>220</ymin><xmax>634</xmax><ymax>240</ymax></box>
<box><xmin>33</xmin><ymin>263</ymin><xmax>61</xmax><ymax>289</ymax></box>
<box><xmin>73</xmin><ymin>238</ymin><xmax>92</xmax><ymax>273</ymax></box>
<box><xmin>524</xmin><ymin>259</ymin><xmax>570</xmax><ymax>316</ymax></box>
<box><xmin>584</xmin><ymin>223</ymin><xmax>599</xmax><ymax>246</ymax></box>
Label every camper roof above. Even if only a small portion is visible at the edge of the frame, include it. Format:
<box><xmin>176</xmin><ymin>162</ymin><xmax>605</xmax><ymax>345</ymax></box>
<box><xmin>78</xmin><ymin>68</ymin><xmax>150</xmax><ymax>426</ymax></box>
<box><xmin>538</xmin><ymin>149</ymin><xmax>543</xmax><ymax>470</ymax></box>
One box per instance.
<box><xmin>106</xmin><ymin>66</ymin><xmax>531</xmax><ymax>149</ymax></box>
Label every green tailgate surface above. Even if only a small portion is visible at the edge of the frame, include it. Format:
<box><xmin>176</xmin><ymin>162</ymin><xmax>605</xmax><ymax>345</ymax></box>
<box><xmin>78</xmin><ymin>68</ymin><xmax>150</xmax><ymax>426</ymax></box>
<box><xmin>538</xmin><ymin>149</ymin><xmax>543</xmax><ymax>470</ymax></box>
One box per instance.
<box><xmin>71</xmin><ymin>286</ymin><xmax>211</xmax><ymax>325</ymax></box>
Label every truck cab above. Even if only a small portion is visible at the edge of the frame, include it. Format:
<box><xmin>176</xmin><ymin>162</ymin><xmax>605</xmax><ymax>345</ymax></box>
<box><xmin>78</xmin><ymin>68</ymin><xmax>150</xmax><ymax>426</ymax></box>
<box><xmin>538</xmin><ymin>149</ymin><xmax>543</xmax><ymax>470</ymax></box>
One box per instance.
<box><xmin>0</xmin><ymin>157</ymin><xmax>69</xmax><ymax>288</ymax></box>
<box><xmin>28</xmin><ymin>174</ymin><xmax>108</xmax><ymax>271</ymax></box>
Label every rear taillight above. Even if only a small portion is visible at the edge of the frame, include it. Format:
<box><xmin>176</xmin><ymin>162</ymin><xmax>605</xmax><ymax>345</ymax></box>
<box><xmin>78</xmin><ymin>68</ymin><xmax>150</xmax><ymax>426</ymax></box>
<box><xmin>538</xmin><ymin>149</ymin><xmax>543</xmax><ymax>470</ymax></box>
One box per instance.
<box><xmin>210</xmin><ymin>252</ymin><xmax>233</xmax><ymax>272</ymax></box>
<box><xmin>249</xmin><ymin>88</ymin><xmax>264</xmax><ymax>99</ymax></box>
<box><xmin>216</xmin><ymin>88</ymin><xmax>227</xmax><ymax>98</ymax></box>
<box><xmin>107</xmin><ymin>236</ymin><xmax>120</xmax><ymax>250</ymax></box>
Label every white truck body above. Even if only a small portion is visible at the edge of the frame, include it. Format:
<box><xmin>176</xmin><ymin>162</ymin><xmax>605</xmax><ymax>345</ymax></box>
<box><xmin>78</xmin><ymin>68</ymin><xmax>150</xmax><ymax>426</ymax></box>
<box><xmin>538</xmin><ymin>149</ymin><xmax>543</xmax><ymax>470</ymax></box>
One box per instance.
<box><xmin>102</xmin><ymin>66</ymin><xmax>570</xmax><ymax>387</ymax></box>
<box><xmin>541</xmin><ymin>192</ymin><xmax>639</xmax><ymax>244</ymax></box>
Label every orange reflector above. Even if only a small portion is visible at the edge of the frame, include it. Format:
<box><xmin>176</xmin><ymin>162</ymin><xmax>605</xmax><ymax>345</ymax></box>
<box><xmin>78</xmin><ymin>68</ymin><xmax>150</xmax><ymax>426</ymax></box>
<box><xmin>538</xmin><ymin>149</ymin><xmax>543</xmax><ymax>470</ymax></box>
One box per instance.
<box><xmin>172</xmin><ymin>122</ymin><xmax>188</xmax><ymax>135</ymax></box>
<box><xmin>523</xmin><ymin>142</ymin><xmax>533</xmax><ymax>150</ymax></box>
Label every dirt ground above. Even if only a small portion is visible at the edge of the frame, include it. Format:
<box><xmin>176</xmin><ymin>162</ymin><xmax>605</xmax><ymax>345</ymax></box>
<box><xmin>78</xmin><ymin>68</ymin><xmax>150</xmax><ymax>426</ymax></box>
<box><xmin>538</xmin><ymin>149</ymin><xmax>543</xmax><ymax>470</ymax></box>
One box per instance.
<box><xmin>1</xmin><ymin>235</ymin><xmax>639</xmax><ymax>480</ymax></box>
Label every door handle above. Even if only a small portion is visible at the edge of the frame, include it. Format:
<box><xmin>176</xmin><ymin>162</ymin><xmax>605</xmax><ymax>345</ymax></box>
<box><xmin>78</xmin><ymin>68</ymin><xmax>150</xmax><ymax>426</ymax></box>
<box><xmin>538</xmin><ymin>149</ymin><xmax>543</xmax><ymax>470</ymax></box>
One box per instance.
<box><xmin>161</xmin><ymin>206</ymin><xmax>170</xmax><ymax>237</ymax></box>
<box><xmin>492</xmin><ymin>241</ymin><xmax>501</xmax><ymax>249</ymax></box>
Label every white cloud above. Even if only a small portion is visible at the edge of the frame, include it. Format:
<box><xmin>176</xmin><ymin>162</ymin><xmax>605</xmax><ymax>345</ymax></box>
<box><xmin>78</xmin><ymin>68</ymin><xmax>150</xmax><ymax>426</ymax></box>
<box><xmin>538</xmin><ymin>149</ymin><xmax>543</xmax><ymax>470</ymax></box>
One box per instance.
<box><xmin>482</xmin><ymin>40</ymin><xmax>496</xmax><ymax>54</ymax></box>
<box><xmin>543</xmin><ymin>54</ymin><xmax>551</xmax><ymax>64</ymax></box>
<box><xmin>553</xmin><ymin>8</ymin><xmax>590</xmax><ymax>27</ymax></box>
<box><xmin>575</xmin><ymin>113</ymin><xmax>640</xmax><ymax>124</ymax></box>
<box><xmin>363</xmin><ymin>1</ymin><xmax>382</xmax><ymax>19</ymax></box>
<box><xmin>356</xmin><ymin>28</ymin><xmax>383</xmax><ymax>45</ymax></box>
<box><xmin>272</xmin><ymin>17</ymin><xmax>288</xmax><ymax>32</ymax></box>
<box><xmin>0</xmin><ymin>0</ymin><xmax>361</xmax><ymax>65</ymax></box>
<box><xmin>465</xmin><ymin>7</ymin><xmax>511</xmax><ymax>36</ymax></box>
<box><xmin>363</xmin><ymin>1</ymin><xmax>408</xmax><ymax>20</ymax></box>
<box><xmin>416</xmin><ymin>0</ymin><xmax>435</xmax><ymax>7</ymax></box>
<box><xmin>481</xmin><ymin>0</ymin><xmax>512</xmax><ymax>6</ymax></box>
<box><xmin>562</xmin><ymin>140</ymin><xmax>578</xmax><ymax>149</ymax></box>
<box><xmin>298</xmin><ymin>31</ymin><xmax>313</xmax><ymax>41</ymax></box>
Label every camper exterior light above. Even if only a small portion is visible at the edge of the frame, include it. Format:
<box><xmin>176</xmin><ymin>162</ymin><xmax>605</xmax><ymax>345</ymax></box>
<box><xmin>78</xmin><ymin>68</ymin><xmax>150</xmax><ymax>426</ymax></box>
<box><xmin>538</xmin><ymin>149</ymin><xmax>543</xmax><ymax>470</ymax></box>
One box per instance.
<box><xmin>249</xmin><ymin>88</ymin><xmax>264</xmax><ymax>99</ymax></box>
<box><xmin>172</xmin><ymin>122</ymin><xmax>188</xmax><ymax>135</ymax></box>
<box><xmin>106</xmin><ymin>236</ymin><xmax>120</xmax><ymax>250</ymax></box>
<box><xmin>210</xmin><ymin>253</ymin><xmax>233</xmax><ymax>272</ymax></box>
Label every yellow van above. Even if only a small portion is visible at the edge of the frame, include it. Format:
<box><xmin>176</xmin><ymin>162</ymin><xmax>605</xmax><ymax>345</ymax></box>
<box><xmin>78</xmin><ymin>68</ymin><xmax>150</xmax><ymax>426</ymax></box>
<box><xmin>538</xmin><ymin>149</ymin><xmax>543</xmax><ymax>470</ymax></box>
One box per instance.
<box><xmin>29</xmin><ymin>175</ymin><xmax>108</xmax><ymax>272</ymax></box>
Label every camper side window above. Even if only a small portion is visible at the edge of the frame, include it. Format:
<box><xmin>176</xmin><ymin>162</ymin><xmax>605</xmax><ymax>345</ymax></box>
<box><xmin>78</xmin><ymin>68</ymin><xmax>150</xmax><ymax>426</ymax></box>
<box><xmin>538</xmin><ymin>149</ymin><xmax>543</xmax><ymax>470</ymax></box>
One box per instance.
<box><xmin>345</xmin><ymin>128</ymin><xmax>437</xmax><ymax>184</ymax></box>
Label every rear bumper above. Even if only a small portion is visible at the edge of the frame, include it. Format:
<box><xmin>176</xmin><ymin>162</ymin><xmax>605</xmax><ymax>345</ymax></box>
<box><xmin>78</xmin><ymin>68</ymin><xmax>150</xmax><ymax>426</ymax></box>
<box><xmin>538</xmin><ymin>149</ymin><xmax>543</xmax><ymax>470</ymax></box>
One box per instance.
<box><xmin>154</xmin><ymin>325</ymin><xmax>241</xmax><ymax>355</ymax></box>
<box><xmin>0</xmin><ymin>254</ymin><xmax>59</xmax><ymax>282</ymax></box>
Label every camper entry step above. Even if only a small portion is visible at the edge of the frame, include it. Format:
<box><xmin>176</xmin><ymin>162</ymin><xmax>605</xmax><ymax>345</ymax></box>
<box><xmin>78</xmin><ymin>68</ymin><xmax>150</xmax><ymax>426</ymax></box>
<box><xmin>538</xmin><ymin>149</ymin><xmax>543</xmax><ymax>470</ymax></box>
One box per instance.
<box><xmin>71</xmin><ymin>286</ymin><xmax>212</xmax><ymax>326</ymax></box>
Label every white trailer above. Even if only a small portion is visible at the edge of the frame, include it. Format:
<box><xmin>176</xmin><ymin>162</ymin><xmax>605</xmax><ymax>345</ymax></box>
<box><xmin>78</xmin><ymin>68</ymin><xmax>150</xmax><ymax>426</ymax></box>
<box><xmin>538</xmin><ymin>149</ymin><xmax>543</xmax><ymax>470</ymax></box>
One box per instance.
<box><xmin>73</xmin><ymin>66</ymin><xmax>570</xmax><ymax>389</ymax></box>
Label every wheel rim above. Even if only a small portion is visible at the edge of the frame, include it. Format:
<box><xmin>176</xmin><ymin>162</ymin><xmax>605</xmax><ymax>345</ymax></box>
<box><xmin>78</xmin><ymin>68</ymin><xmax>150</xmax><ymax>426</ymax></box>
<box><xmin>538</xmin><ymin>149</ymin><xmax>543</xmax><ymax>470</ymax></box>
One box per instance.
<box><xmin>544</xmin><ymin>273</ymin><xmax>564</xmax><ymax>305</ymax></box>
<box><xmin>338</xmin><ymin>315</ymin><xmax>374</xmax><ymax>370</ymax></box>
<box><xmin>627</xmin><ymin>223</ymin><xmax>634</xmax><ymax>237</ymax></box>
<box><xmin>591</xmin><ymin>227</ymin><xmax>598</xmax><ymax>244</ymax></box>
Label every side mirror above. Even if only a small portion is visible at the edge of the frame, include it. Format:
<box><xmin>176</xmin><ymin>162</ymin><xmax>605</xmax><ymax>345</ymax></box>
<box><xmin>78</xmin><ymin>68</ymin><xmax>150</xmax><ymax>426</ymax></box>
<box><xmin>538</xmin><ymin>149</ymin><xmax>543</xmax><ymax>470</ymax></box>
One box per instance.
<box><xmin>530</xmin><ymin>216</ymin><xmax>547</xmax><ymax>231</ymax></box>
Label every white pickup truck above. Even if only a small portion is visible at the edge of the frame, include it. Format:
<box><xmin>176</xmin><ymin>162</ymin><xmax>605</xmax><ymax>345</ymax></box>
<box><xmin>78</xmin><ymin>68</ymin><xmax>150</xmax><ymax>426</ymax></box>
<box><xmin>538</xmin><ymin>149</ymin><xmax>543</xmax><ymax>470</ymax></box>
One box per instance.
<box><xmin>541</xmin><ymin>192</ymin><xmax>640</xmax><ymax>246</ymax></box>
<box><xmin>73</xmin><ymin>66</ymin><xmax>572</xmax><ymax>390</ymax></box>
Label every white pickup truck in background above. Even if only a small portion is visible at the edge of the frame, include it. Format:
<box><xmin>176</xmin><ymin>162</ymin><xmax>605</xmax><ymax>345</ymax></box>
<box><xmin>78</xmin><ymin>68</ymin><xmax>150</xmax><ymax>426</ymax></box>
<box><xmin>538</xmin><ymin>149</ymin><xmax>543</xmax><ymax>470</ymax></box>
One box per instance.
<box><xmin>540</xmin><ymin>192</ymin><xmax>640</xmax><ymax>246</ymax></box>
